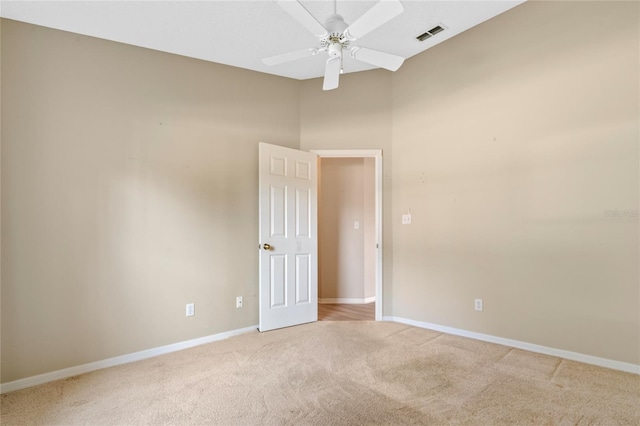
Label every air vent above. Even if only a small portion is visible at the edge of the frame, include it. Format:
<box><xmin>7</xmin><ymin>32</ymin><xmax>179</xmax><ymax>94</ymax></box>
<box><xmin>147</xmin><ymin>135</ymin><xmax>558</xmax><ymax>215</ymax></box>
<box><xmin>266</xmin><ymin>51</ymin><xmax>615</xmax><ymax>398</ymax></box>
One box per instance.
<box><xmin>416</xmin><ymin>25</ymin><xmax>446</xmax><ymax>42</ymax></box>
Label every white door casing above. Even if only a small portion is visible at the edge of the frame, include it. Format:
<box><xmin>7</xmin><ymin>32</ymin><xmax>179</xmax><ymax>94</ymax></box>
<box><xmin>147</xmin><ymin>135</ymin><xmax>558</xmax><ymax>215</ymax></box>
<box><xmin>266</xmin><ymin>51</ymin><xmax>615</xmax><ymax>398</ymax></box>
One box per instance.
<box><xmin>258</xmin><ymin>142</ymin><xmax>318</xmax><ymax>331</ymax></box>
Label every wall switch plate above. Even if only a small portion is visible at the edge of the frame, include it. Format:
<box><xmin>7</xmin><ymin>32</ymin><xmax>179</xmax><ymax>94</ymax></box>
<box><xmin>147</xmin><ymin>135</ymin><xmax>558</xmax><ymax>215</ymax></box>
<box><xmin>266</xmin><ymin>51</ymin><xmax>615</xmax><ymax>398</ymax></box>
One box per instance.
<box><xmin>354</xmin><ymin>221</ymin><xmax>360</xmax><ymax>230</ymax></box>
<box><xmin>474</xmin><ymin>299</ymin><xmax>483</xmax><ymax>311</ymax></box>
<box><xmin>186</xmin><ymin>303</ymin><xmax>195</xmax><ymax>317</ymax></box>
<box><xmin>236</xmin><ymin>296</ymin><xmax>243</xmax><ymax>308</ymax></box>
<box><xmin>402</xmin><ymin>214</ymin><xmax>412</xmax><ymax>225</ymax></box>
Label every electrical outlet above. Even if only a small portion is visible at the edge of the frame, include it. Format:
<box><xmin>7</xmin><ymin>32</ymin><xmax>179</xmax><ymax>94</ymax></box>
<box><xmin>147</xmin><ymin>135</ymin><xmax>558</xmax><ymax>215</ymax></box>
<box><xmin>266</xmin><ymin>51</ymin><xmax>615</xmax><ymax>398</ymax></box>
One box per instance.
<box><xmin>402</xmin><ymin>214</ymin><xmax>412</xmax><ymax>225</ymax></box>
<box><xmin>474</xmin><ymin>299</ymin><xmax>483</xmax><ymax>311</ymax></box>
<box><xmin>354</xmin><ymin>221</ymin><xmax>360</xmax><ymax>230</ymax></box>
<box><xmin>186</xmin><ymin>303</ymin><xmax>195</xmax><ymax>317</ymax></box>
<box><xmin>236</xmin><ymin>296</ymin><xmax>243</xmax><ymax>308</ymax></box>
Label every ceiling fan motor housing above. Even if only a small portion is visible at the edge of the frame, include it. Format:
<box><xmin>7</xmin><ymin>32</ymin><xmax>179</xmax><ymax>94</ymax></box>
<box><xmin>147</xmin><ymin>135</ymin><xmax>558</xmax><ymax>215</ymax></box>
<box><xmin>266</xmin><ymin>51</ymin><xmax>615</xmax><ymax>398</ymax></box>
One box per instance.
<box><xmin>321</xmin><ymin>14</ymin><xmax>350</xmax><ymax>53</ymax></box>
<box><xmin>325</xmin><ymin>14</ymin><xmax>348</xmax><ymax>34</ymax></box>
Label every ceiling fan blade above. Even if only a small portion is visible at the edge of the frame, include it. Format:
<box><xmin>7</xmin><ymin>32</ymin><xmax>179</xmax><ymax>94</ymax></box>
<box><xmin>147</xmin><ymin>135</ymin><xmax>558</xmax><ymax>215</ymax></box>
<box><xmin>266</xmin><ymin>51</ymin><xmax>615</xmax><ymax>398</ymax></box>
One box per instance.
<box><xmin>277</xmin><ymin>0</ymin><xmax>328</xmax><ymax>37</ymax></box>
<box><xmin>350</xmin><ymin>47</ymin><xmax>404</xmax><ymax>71</ymax></box>
<box><xmin>263</xmin><ymin>48</ymin><xmax>318</xmax><ymax>66</ymax></box>
<box><xmin>343</xmin><ymin>0</ymin><xmax>403</xmax><ymax>40</ymax></box>
<box><xmin>323</xmin><ymin>57</ymin><xmax>341</xmax><ymax>91</ymax></box>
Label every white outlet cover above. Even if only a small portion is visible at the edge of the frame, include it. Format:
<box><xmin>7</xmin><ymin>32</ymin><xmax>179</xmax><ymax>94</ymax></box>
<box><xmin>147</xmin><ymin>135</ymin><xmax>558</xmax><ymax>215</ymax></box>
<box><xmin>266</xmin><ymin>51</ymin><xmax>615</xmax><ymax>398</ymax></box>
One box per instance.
<box><xmin>354</xmin><ymin>221</ymin><xmax>360</xmax><ymax>230</ymax></box>
<box><xmin>186</xmin><ymin>303</ymin><xmax>195</xmax><ymax>317</ymax></box>
<box><xmin>402</xmin><ymin>214</ymin><xmax>412</xmax><ymax>225</ymax></box>
<box><xmin>474</xmin><ymin>299</ymin><xmax>483</xmax><ymax>311</ymax></box>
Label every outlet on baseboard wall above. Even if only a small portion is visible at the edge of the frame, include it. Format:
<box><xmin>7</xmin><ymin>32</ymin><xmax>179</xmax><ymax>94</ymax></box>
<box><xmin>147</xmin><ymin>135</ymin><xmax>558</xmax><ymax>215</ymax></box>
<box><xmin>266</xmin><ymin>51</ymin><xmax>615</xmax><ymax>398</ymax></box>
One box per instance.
<box><xmin>236</xmin><ymin>296</ymin><xmax>243</xmax><ymax>308</ymax></box>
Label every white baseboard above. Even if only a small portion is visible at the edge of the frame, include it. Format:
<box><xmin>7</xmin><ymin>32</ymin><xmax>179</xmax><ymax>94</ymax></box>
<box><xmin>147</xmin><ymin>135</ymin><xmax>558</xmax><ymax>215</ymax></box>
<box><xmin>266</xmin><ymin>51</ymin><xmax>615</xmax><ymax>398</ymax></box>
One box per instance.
<box><xmin>0</xmin><ymin>325</ymin><xmax>258</xmax><ymax>394</ymax></box>
<box><xmin>383</xmin><ymin>316</ymin><xmax>639</xmax><ymax>375</ymax></box>
<box><xmin>319</xmin><ymin>297</ymin><xmax>375</xmax><ymax>304</ymax></box>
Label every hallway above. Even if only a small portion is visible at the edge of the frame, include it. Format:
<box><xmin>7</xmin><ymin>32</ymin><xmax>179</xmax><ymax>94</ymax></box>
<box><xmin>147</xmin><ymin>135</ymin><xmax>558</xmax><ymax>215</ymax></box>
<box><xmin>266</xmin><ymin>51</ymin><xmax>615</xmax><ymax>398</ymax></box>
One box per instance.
<box><xmin>318</xmin><ymin>303</ymin><xmax>375</xmax><ymax>321</ymax></box>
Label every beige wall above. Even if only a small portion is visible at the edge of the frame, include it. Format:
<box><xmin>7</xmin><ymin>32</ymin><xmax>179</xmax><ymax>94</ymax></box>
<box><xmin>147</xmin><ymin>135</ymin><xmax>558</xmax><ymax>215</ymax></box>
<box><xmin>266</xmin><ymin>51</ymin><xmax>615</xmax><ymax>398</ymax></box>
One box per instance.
<box><xmin>391</xmin><ymin>0</ymin><xmax>639</xmax><ymax>364</ymax></box>
<box><xmin>318</xmin><ymin>158</ymin><xmax>375</xmax><ymax>301</ymax></box>
<box><xmin>1</xmin><ymin>19</ymin><xmax>300</xmax><ymax>383</ymax></box>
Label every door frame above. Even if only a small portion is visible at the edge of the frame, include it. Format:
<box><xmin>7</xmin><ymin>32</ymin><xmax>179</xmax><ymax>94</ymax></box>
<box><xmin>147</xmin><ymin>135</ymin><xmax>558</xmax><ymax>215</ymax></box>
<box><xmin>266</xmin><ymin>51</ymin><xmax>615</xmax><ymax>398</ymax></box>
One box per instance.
<box><xmin>311</xmin><ymin>149</ymin><xmax>383</xmax><ymax>321</ymax></box>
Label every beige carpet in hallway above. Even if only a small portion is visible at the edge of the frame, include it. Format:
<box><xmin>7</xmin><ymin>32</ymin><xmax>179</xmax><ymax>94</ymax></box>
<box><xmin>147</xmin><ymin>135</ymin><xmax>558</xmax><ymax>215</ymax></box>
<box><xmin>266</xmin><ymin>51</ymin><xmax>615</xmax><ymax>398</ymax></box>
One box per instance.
<box><xmin>2</xmin><ymin>321</ymin><xmax>639</xmax><ymax>425</ymax></box>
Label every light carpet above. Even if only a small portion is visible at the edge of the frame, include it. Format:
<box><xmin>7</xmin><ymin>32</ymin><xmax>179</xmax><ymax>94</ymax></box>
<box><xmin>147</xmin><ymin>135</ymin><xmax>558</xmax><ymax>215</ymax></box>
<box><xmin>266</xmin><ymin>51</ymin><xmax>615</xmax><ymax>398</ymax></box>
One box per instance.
<box><xmin>1</xmin><ymin>321</ymin><xmax>639</xmax><ymax>425</ymax></box>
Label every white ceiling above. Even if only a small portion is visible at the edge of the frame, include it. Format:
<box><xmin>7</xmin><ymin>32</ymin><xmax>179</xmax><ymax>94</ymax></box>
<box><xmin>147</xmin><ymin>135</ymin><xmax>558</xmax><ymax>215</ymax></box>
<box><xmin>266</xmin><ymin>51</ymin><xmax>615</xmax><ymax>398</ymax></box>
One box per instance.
<box><xmin>0</xmin><ymin>0</ymin><xmax>526</xmax><ymax>80</ymax></box>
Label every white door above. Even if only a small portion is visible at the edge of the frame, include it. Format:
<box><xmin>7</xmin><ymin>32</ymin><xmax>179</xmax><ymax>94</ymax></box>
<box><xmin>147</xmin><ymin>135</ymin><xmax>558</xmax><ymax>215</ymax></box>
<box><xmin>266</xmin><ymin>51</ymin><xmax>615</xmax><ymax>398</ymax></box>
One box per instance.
<box><xmin>259</xmin><ymin>142</ymin><xmax>318</xmax><ymax>331</ymax></box>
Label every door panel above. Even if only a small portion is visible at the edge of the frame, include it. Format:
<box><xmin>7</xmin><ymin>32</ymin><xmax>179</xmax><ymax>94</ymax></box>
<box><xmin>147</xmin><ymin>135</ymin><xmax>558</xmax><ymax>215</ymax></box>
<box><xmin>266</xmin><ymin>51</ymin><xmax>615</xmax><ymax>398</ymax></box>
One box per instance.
<box><xmin>296</xmin><ymin>188</ymin><xmax>310</xmax><ymax>237</ymax></box>
<box><xmin>259</xmin><ymin>142</ymin><xmax>317</xmax><ymax>331</ymax></box>
<box><xmin>295</xmin><ymin>254</ymin><xmax>311</xmax><ymax>304</ymax></box>
<box><xmin>270</xmin><ymin>186</ymin><xmax>287</xmax><ymax>237</ymax></box>
<box><xmin>270</xmin><ymin>255</ymin><xmax>287</xmax><ymax>308</ymax></box>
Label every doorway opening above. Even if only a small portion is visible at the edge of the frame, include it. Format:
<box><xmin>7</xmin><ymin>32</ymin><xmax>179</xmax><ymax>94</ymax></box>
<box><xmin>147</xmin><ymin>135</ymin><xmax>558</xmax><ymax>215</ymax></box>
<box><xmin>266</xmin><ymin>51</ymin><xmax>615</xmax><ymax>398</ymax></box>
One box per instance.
<box><xmin>312</xmin><ymin>150</ymin><xmax>383</xmax><ymax>322</ymax></box>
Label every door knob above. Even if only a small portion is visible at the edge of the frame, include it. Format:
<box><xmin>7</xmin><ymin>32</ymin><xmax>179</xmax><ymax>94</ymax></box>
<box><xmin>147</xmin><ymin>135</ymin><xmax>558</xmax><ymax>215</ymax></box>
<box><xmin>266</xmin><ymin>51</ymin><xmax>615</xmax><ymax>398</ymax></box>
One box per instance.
<box><xmin>262</xmin><ymin>243</ymin><xmax>272</xmax><ymax>250</ymax></box>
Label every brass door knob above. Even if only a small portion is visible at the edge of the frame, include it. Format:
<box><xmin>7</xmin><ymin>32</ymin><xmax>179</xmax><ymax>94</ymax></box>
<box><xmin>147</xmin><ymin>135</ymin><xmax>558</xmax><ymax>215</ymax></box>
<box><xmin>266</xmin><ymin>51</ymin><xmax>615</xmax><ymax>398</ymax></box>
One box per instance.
<box><xmin>262</xmin><ymin>243</ymin><xmax>272</xmax><ymax>250</ymax></box>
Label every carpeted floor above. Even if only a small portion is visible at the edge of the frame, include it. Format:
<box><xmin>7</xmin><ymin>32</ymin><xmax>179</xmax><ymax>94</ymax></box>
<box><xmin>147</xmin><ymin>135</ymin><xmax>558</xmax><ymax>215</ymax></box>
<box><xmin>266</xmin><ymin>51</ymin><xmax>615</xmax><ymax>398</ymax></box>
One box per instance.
<box><xmin>2</xmin><ymin>321</ymin><xmax>639</xmax><ymax>425</ymax></box>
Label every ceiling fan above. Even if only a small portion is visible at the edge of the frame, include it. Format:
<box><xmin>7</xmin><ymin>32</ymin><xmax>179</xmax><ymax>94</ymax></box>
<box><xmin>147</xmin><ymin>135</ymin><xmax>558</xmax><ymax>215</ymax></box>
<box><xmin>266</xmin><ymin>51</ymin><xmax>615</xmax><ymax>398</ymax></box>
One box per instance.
<box><xmin>263</xmin><ymin>0</ymin><xmax>405</xmax><ymax>91</ymax></box>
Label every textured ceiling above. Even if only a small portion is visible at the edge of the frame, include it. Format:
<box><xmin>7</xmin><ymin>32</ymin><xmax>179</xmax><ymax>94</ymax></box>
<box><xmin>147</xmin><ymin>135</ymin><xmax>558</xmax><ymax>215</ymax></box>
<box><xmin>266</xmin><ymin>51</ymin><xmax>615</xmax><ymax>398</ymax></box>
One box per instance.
<box><xmin>0</xmin><ymin>0</ymin><xmax>526</xmax><ymax>80</ymax></box>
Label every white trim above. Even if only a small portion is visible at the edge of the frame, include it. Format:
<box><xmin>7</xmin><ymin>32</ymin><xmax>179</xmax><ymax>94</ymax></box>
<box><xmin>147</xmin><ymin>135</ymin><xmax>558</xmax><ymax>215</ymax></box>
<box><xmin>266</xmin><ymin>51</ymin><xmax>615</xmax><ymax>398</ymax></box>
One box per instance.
<box><xmin>312</xmin><ymin>149</ymin><xmax>381</xmax><ymax>158</ymax></box>
<box><xmin>384</xmin><ymin>316</ymin><xmax>639</xmax><ymax>375</ymax></box>
<box><xmin>0</xmin><ymin>325</ymin><xmax>258</xmax><ymax>394</ymax></box>
<box><xmin>319</xmin><ymin>297</ymin><xmax>376</xmax><ymax>304</ymax></box>
<box><xmin>312</xmin><ymin>149</ymin><xmax>383</xmax><ymax>321</ymax></box>
<box><xmin>373</xmin><ymin>153</ymin><xmax>383</xmax><ymax>322</ymax></box>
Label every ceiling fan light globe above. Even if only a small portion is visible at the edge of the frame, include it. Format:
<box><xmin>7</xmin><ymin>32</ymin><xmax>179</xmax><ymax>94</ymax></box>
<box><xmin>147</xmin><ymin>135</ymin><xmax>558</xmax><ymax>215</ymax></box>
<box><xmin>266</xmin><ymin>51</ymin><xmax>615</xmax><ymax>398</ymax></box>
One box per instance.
<box><xmin>328</xmin><ymin>43</ymin><xmax>342</xmax><ymax>58</ymax></box>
